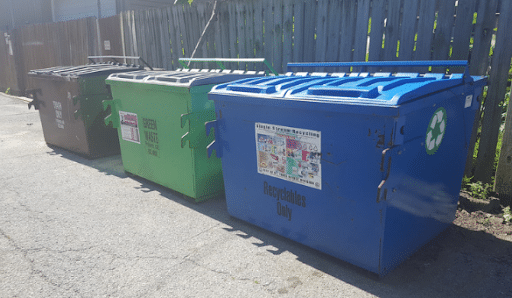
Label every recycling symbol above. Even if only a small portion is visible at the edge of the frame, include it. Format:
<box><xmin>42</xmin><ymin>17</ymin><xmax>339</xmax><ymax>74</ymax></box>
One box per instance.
<box><xmin>425</xmin><ymin>107</ymin><xmax>447</xmax><ymax>155</ymax></box>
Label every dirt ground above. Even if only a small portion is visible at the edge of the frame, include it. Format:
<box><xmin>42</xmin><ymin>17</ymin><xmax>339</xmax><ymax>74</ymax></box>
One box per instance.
<box><xmin>380</xmin><ymin>191</ymin><xmax>512</xmax><ymax>297</ymax></box>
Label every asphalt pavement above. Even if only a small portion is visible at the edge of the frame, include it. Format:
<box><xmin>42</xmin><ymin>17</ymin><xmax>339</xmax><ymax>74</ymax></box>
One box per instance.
<box><xmin>0</xmin><ymin>93</ymin><xmax>510</xmax><ymax>298</ymax></box>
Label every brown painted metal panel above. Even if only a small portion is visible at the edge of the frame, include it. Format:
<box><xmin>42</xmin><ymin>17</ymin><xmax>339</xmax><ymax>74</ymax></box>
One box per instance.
<box><xmin>30</xmin><ymin>76</ymin><xmax>92</xmax><ymax>156</ymax></box>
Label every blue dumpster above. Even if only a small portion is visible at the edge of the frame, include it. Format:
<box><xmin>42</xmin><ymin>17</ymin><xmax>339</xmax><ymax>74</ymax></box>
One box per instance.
<box><xmin>206</xmin><ymin>61</ymin><xmax>487</xmax><ymax>276</ymax></box>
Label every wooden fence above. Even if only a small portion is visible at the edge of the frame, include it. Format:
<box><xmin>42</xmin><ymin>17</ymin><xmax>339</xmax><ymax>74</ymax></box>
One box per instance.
<box><xmin>0</xmin><ymin>31</ymin><xmax>21</xmax><ymax>94</ymax></box>
<box><xmin>1</xmin><ymin>0</ymin><xmax>512</xmax><ymax>185</ymax></box>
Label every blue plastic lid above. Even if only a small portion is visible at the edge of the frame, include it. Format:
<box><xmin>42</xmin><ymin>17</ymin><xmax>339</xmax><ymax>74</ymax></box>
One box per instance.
<box><xmin>210</xmin><ymin>72</ymin><xmax>486</xmax><ymax>106</ymax></box>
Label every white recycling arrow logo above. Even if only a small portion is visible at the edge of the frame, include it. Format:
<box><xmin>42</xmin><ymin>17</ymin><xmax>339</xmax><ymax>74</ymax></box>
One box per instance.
<box><xmin>425</xmin><ymin>107</ymin><xmax>447</xmax><ymax>155</ymax></box>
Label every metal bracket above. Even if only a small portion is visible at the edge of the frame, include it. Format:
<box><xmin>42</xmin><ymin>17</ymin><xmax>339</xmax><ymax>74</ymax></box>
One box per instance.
<box><xmin>377</xmin><ymin>147</ymin><xmax>393</xmax><ymax>202</ymax></box>
<box><xmin>180</xmin><ymin>113</ymin><xmax>193</xmax><ymax>129</ymax></box>
<box><xmin>73</xmin><ymin>109</ymin><xmax>82</xmax><ymax>120</ymax></box>
<box><xmin>102</xmin><ymin>99</ymin><xmax>119</xmax><ymax>128</ymax></box>
<box><xmin>27</xmin><ymin>89</ymin><xmax>43</xmax><ymax>110</ymax></box>
<box><xmin>205</xmin><ymin>120</ymin><xmax>221</xmax><ymax>158</ymax></box>
<box><xmin>180</xmin><ymin>112</ymin><xmax>216</xmax><ymax>149</ymax></box>
<box><xmin>72</xmin><ymin>95</ymin><xmax>80</xmax><ymax>106</ymax></box>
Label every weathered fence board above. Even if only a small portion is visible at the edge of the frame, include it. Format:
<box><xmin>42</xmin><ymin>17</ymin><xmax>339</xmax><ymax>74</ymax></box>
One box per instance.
<box><xmin>353</xmin><ymin>0</ymin><xmax>371</xmax><ymax>62</ymax></box>
<box><xmin>432</xmin><ymin>0</ymin><xmax>457</xmax><ymax>72</ymax></box>
<box><xmin>368</xmin><ymin>0</ymin><xmax>385</xmax><ymax>63</ymax></box>
<box><xmin>398</xmin><ymin>0</ymin><xmax>419</xmax><ymax>62</ymax></box>
<box><xmin>254</xmin><ymin>0</ymin><xmax>264</xmax><ymax>70</ymax></box>
<box><xmin>228</xmin><ymin>3</ymin><xmax>238</xmax><ymax>69</ymax></box>
<box><xmin>0</xmin><ymin>30</ymin><xmax>20</xmax><ymax>93</ymax></box>
<box><xmin>451</xmin><ymin>0</ymin><xmax>477</xmax><ymax>62</ymax></box>
<box><xmin>383</xmin><ymin>0</ymin><xmax>402</xmax><ymax>63</ymax></box>
<box><xmin>273</xmin><ymin>0</ymin><xmax>284</xmax><ymax>73</ymax></box>
<box><xmin>469</xmin><ymin>0</ymin><xmax>498</xmax><ymax>76</ymax></box>
<box><xmin>474</xmin><ymin>0</ymin><xmax>512</xmax><ymax>183</ymax></box>
<box><xmin>292</xmin><ymin>0</ymin><xmax>304</xmax><ymax>63</ymax></box>
<box><xmin>495</xmin><ymin>87</ymin><xmax>512</xmax><ymax>202</ymax></box>
<box><xmin>314</xmin><ymin>0</ymin><xmax>329</xmax><ymax>71</ymax></box>
<box><xmin>338</xmin><ymin>0</ymin><xmax>357</xmax><ymax>71</ymax></box>
<box><xmin>219</xmin><ymin>3</ymin><xmax>231</xmax><ymax>61</ymax></box>
<box><xmin>301</xmin><ymin>0</ymin><xmax>316</xmax><ymax>64</ymax></box>
<box><xmin>415</xmin><ymin>0</ymin><xmax>436</xmax><ymax>62</ymax></box>
<box><xmin>282</xmin><ymin>0</ymin><xmax>293</xmax><ymax>72</ymax></box>
<box><xmin>324</xmin><ymin>0</ymin><xmax>341</xmax><ymax>67</ymax></box>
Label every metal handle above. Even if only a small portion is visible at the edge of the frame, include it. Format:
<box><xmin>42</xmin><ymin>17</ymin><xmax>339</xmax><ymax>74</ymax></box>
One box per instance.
<box><xmin>102</xmin><ymin>99</ymin><xmax>119</xmax><ymax>128</ymax></box>
<box><xmin>88</xmin><ymin>55</ymin><xmax>152</xmax><ymax>70</ymax></box>
<box><xmin>179</xmin><ymin>58</ymin><xmax>278</xmax><ymax>76</ymax></box>
<box><xmin>27</xmin><ymin>89</ymin><xmax>43</xmax><ymax>110</ymax></box>
<box><xmin>377</xmin><ymin>147</ymin><xmax>393</xmax><ymax>203</ymax></box>
<box><xmin>286</xmin><ymin>60</ymin><xmax>468</xmax><ymax>72</ymax></box>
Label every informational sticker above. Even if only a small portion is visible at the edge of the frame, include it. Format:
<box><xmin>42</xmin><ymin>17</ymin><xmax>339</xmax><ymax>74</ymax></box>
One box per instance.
<box><xmin>119</xmin><ymin>111</ymin><xmax>140</xmax><ymax>144</ymax></box>
<box><xmin>425</xmin><ymin>107</ymin><xmax>447</xmax><ymax>155</ymax></box>
<box><xmin>256</xmin><ymin>123</ymin><xmax>322</xmax><ymax>190</ymax></box>
<box><xmin>464</xmin><ymin>95</ymin><xmax>473</xmax><ymax>108</ymax></box>
<box><xmin>53</xmin><ymin>101</ymin><xmax>64</xmax><ymax>129</ymax></box>
<box><xmin>104</xmin><ymin>40</ymin><xmax>111</xmax><ymax>51</ymax></box>
<box><xmin>56</xmin><ymin>119</ymin><xmax>65</xmax><ymax>129</ymax></box>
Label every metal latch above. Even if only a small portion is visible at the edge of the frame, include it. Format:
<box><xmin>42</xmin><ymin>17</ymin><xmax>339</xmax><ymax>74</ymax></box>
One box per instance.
<box><xmin>205</xmin><ymin>120</ymin><xmax>222</xmax><ymax>158</ymax></box>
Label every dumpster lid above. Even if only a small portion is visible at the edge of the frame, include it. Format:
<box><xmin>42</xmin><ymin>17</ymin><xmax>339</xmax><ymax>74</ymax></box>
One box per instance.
<box><xmin>209</xmin><ymin>72</ymin><xmax>487</xmax><ymax>106</ymax></box>
<box><xmin>28</xmin><ymin>63</ymin><xmax>142</xmax><ymax>78</ymax></box>
<box><xmin>106</xmin><ymin>69</ymin><xmax>266</xmax><ymax>87</ymax></box>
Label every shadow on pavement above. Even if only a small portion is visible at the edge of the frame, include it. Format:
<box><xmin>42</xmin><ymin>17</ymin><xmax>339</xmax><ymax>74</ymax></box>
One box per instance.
<box><xmin>45</xmin><ymin>144</ymin><xmax>512</xmax><ymax>297</ymax></box>
<box><xmin>45</xmin><ymin>145</ymin><xmax>127</xmax><ymax>178</ymax></box>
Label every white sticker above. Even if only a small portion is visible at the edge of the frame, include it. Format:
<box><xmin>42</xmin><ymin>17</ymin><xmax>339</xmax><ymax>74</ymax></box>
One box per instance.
<box><xmin>465</xmin><ymin>95</ymin><xmax>473</xmax><ymax>108</ymax></box>
<box><xmin>256</xmin><ymin>123</ymin><xmax>322</xmax><ymax>190</ymax></box>
<box><xmin>53</xmin><ymin>101</ymin><xmax>63</xmax><ymax>128</ymax></box>
<box><xmin>119</xmin><ymin>111</ymin><xmax>140</xmax><ymax>144</ymax></box>
<box><xmin>53</xmin><ymin>101</ymin><xmax>62</xmax><ymax>110</ymax></box>
<box><xmin>104</xmin><ymin>40</ymin><xmax>111</xmax><ymax>51</ymax></box>
<box><xmin>56</xmin><ymin>119</ymin><xmax>65</xmax><ymax>129</ymax></box>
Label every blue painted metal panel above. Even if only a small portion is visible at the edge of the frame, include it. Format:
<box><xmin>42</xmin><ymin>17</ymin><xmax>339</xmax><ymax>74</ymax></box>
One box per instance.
<box><xmin>208</xmin><ymin>61</ymin><xmax>486</xmax><ymax>276</ymax></box>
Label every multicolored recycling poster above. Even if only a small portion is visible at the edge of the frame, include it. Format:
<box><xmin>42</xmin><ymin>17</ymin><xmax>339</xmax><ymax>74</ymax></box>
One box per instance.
<box><xmin>255</xmin><ymin>123</ymin><xmax>322</xmax><ymax>190</ymax></box>
<box><xmin>119</xmin><ymin>111</ymin><xmax>140</xmax><ymax>144</ymax></box>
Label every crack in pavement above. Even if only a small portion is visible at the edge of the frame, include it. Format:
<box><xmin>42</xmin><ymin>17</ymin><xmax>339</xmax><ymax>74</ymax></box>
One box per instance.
<box><xmin>0</xmin><ymin>226</ymin><xmax>84</xmax><ymax>297</ymax></box>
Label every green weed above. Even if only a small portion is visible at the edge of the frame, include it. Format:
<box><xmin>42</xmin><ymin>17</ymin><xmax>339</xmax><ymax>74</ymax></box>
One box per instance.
<box><xmin>463</xmin><ymin>179</ymin><xmax>493</xmax><ymax>200</ymax></box>
<box><xmin>503</xmin><ymin>206</ymin><xmax>512</xmax><ymax>223</ymax></box>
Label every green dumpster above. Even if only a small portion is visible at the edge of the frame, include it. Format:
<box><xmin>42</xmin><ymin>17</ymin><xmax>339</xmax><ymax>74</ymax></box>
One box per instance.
<box><xmin>104</xmin><ymin>59</ymin><xmax>275</xmax><ymax>201</ymax></box>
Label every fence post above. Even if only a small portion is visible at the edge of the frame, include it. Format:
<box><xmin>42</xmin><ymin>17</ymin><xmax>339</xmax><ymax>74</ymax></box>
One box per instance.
<box><xmin>12</xmin><ymin>28</ymin><xmax>26</xmax><ymax>95</ymax></box>
<box><xmin>495</xmin><ymin>88</ymin><xmax>512</xmax><ymax>205</ymax></box>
